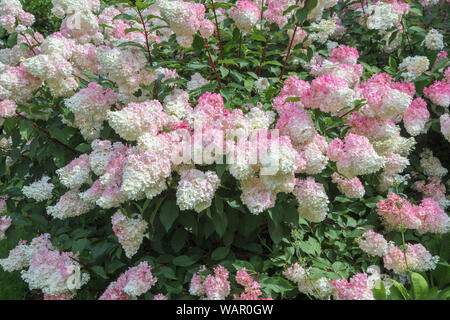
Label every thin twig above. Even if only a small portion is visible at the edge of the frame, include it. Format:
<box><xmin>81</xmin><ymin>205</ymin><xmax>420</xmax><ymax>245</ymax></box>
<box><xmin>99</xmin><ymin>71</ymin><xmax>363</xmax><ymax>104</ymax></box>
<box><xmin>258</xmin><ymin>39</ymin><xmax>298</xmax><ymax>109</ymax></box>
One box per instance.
<box><xmin>136</xmin><ymin>6</ymin><xmax>158</xmax><ymax>99</ymax></box>
<box><xmin>210</xmin><ymin>0</ymin><xmax>224</xmax><ymax>61</ymax></box>
<box><xmin>257</xmin><ymin>40</ymin><xmax>268</xmax><ymax>77</ymax></box>
<box><xmin>279</xmin><ymin>23</ymin><xmax>299</xmax><ymax>81</ymax></box>
<box><xmin>16</xmin><ymin>113</ymin><xmax>77</xmax><ymax>153</ymax></box>
<box><xmin>203</xmin><ymin>39</ymin><xmax>222</xmax><ymax>89</ymax></box>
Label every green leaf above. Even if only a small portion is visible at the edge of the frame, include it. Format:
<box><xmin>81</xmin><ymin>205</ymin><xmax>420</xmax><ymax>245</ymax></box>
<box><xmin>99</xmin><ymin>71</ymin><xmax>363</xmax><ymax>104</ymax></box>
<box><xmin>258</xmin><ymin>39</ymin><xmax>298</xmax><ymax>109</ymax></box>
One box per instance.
<box><xmin>19</xmin><ymin>120</ymin><xmax>34</xmax><ymax>141</ymax></box>
<box><xmin>211</xmin><ymin>246</ymin><xmax>230</xmax><ymax>261</ymax></box>
<box><xmin>72</xmin><ymin>238</ymin><xmax>89</xmax><ymax>254</ymax></box>
<box><xmin>92</xmin><ymin>265</ymin><xmax>108</xmax><ymax>279</ymax></box>
<box><xmin>173</xmin><ymin>255</ymin><xmax>199</xmax><ymax>267</ymax></box>
<box><xmin>113</xmin><ymin>13</ymin><xmax>138</xmax><ymax>22</ymax></box>
<box><xmin>305</xmin><ymin>0</ymin><xmax>318</xmax><ymax>12</ymax></box>
<box><xmin>159</xmin><ymin>199</ymin><xmax>179</xmax><ymax>232</ymax></box>
<box><xmin>410</xmin><ymin>272</ymin><xmax>429</xmax><ymax>300</ymax></box>
<box><xmin>171</xmin><ymin>228</ymin><xmax>187</xmax><ymax>253</ymax></box>
<box><xmin>250</xmin><ymin>33</ymin><xmax>266</xmax><ymax>42</ymax></box>
<box><xmin>7</xmin><ymin>33</ymin><xmax>17</xmax><ymax>48</ymax></box>
<box><xmin>284</xmin><ymin>97</ymin><xmax>300</xmax><ymax>102</ymax></box>
<box><xmin>268</xmin><ymin>220</ymin><xmax>283</xmax><ymax>245</ymax></box>
<box><xmin>372</xmin><ymin>280</ymin><xmax>387</xmax><ymax>300</ymax></box>
<box><xmin>296</xmin><ymin>8</ymin><xmax>308</xmax><ymax>25</ymax></box>
<box><xmin>389</xmin><ymin>280</ymin><xmax>410</xmax><ymax>300</ymax></box>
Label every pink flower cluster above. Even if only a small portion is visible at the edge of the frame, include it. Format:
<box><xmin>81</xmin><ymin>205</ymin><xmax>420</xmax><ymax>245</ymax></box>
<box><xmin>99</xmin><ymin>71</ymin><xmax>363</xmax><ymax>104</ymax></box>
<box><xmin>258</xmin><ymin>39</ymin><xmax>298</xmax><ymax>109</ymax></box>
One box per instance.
<box><xmin>332</xmin><ymin>273</ymin><xmax>374</xmax><ymax>300</ymax></box>
<box><xmin>383</xmin><ymin>243</ymin><xmax>439</xmax><ymax>274</ymax></box>
<box><xmin>356</xmin><ymin>230</ymin><xmax>389</xmax><ymax>257</ymax></box>
<box><xmin>264</xmin><ymin>0</ymin><xmax>295</xmax><ymax>28</ymax></box>
<box><xmin>111</xmin><ymin>211</ymin><xmax>148</xmax><ymax>259</ymax></box>
<box><xmin>189</xmin><ymin>265</ymin><xmax>231</xmax><ymax>300</ymax></box>
<box><xmin>64</xmin><ymin>82</ymin><xmax>119</xmax><ymax>140</ymax></box>
<box><xmin>424</xmin><ymin>81</ymin><xmax>450</xmax><ymax>108</ymax></box>
<box><xmin>229</xmin><ymin>0</ymin><xmax>261</xmax><ymax>33</ymax></box>
<box><xmin>0</xmin><ymin>234</ymin><xmax>89</xmax><ymax>298</ymax></box>
<box><xmin>331</xmin><ymin>173</ymin><xmax>365</xmax><ymax>199</ymax></box>
<box><xmin>234</xmin><ymin>267</ymin><xmax>270</xmax><ymax>300</ymax></box>
<box><xmin>376</xmin><ymin>193</ymin><xmax>449</xmax><ymax>233</ymax></box>
<box><xmin>359</xmin><ymin>73</ymin><xmax>413</xmax><ymax>120</ymax></box>
<box><xmin>403</xmin><ymin>98</ymin><xmax>430</xmax><ymax>136</ymax></box>
<box><xmin>414</xmin><ymin>177</ymin><xmax>449</xmax><ymax>209</ymax></box>
<box><xmin>301</xmin><ymin>73</ymin><xmax>354</xmax><ymax>114</ymax></box>
<box><xmin>0</xmin><ymin>0</ymin><xmax>35</xmax><ymax>33</ymax></box>
<box><xmin>156</xmin><ymin>0</ymin><xmax>213</xmax><ymax>47</ymax></box>
<box><xmin>293</xmin><ymin>177</ymin><xmax>329</xmax><ymax>223</ymax></box>
<box><xmin>0</xmin><ymin>99</ymin><xmax>17</xmax><ymax>118</ymax></box>
<box><xmin>99</xmin><ymin>262</ymin><xmax>157</xmax><ymax>300</ymax></box>
<box><xmin>0</xmin><ymin>215</ymin><xmax>12</xmax><ymax>240</ymax></box>
<box><xmin>328</xmin><ymin>133</ymin><xmax>385</xmax><ymax>178</ymax></box>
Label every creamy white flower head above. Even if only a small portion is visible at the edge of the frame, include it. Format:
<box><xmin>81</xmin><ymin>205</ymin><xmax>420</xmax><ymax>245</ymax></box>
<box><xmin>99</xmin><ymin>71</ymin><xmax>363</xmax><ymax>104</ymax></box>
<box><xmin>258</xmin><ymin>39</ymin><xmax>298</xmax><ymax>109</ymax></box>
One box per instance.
<box><xmin>399</xmin><ymin>56</ymin><xmax>430</xmax><ymax>81</ymax></box>
<box><xmin>424</xmin><ymin>29</ymin><xmax>444</xmax><ymax>51</ymax></box>
<box><xmin>419</xmin><ymin>149</ymin><xmax>448</xmax><ymax>177</ymax></box>
<box><xmin>22</xmin><ymin>176</ymin><xmax>54</xmax><ymax>202</ymax></box>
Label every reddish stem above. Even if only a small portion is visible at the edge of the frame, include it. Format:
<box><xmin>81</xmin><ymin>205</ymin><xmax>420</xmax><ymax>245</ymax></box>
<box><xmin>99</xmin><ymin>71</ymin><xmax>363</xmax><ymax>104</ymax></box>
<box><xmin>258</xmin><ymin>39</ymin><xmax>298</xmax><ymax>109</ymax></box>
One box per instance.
<box><xmin>16</xmin><ymin>113</ymin><xmax>77</xmax><ymax>153</ymax></box>
<box><xmin>136</xmin><ymin>6</ymin><xmax>158</xmax><ymax>99</ymax></box>
<box><xmin>210</xmin><ymin>0</ymin><xmax>225</xmax><ymax>61</ymax></box>
<box><xmin>203</xmin><ymin>39</ymin><xmax>222</xmax><ymax>89</ymax></box>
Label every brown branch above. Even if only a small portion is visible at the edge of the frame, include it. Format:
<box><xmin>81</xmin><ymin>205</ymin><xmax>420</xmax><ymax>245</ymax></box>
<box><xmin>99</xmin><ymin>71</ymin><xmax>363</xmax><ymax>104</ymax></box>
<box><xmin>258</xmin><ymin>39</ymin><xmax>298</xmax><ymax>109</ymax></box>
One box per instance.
<box><xmin>279</xmin><ymin>23</ymin><xmax>299</xmax><ymax>81</ymax></box>
<box><xmin>279</xmin><ymin>0</ymin><xmax>305</xmax><ymax>81</ymax></box>
<box><xmin>16</xmin><ymin>113</ymin><xmax>77</xmax><ymax>153</ymax></box>
<box><xmin>203</xmin><ymin>39</ymin><xmax>222</xmax><ymax>89</ymax></box>
<box><xmin>136</xmin><ymin>6</ymin><xmax>159</xmax><ymax>99</ymax></box>
<box><xmin>210</xmin><ymin>0</ymin><xmax>224</xmax><ymax>61</ymax></box>
<box><xmin>257</xmin><ymin>40</ymin><xmax>268</xmax><ymax>77</ymax></box>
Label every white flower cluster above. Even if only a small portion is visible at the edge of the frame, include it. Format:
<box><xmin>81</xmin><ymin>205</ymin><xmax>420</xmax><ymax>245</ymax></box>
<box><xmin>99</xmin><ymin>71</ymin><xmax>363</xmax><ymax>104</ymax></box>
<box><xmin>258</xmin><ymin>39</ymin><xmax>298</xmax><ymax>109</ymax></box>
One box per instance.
<box><xmin>424</xmin><ymin>29</ymin><xmax>444</xmax><ymax>51</ymax></box>
<box><xmin>293</xmin><ymin>178</ymin><xmax>329</xmax><ymax>223</ymax></box>
<box><xmin>56</xmin><ymin>154</ymin><xmax>91</xmax><ymax>189</ymax></box>
<box><xmin>51</xmin><ymin>0</ymin><xmax>101</xmax><ymax>43</ymax></box>
<box><xmin>121</xmin><ymin>151</ymin><xmax>172</xmax><ymax>201</ymax></box>
<box><xmin>22</xmin><ymin>53</ymin><xmax>78</xmax><ymax>97</ymax></box>
<box><xmin>366</xmin><ymin>2</ymin><xmax>402</xmax><ymax>34</ymax></box>
<box><xmin>283</xmin><ymin>263</ymin><xmax>333</xmax><ymax>299</ymax></box>
<box><xmin>0</xmin><ymin>0</ymin><xmax>35</xmax><ymax>33</ymax></box>
<box><xmin>46</xmin><ymin>189</ymin><xmax>95</xmax><ymax>219</ymax></box>
<box><xmin>22</xmin><ymin>176</ymin><xmax>54</xmax><ymax>202</ymax></box>
<box><xmin>156</xmin><ymin>0</ymin><xmax>213</xmax><ymax>48</ymax></box>
<box><xmin>419</xmin><ymin>149</ymin><xmax>448</xmax><ymax>177</ymax></box>
<box><xmin>308</xmin><ymin>19</ymin><xmax>337</xmax><ymax>44</ymax></box>
<box><xmin>399</xmin><ymin>56</ymin><xmax>430</xmax><ymax>81</ymax></box>
<box><xmin>163</xmin><ymin>89</ymin><xmax>193</xmax><ymax>122</ymax></box>
<box><xmin>0</xmin><ymin>234</ymin><xmax>53</xmax><ymax>272</ymax></box>
<box><xmin>187</xmin><ymin>73</ymin><xmax>210</xmax><ymax>91</ymax></box>
<box><xmin>98</xmin><ymin>47</ymin><xmax>157</xmax><ymax>97</ymax></box>
<box><xmin>176</xmin><ymin>169</ymin><xmax>220</xmax><ymax>213</ymax></box>
<box><xmin>111</xmin><ymin>211</ymin><xmax>148</xmax><ymax>259</ymax></box>
<box><xmin>89</xmin><ymin>140</ymin><xmax>123</xmax><ymax>176</ymax></box>
<box><xmin>63</xmin><ymin>83</ymin><xmax>118</xmax><ymax>140</ymax></box>
<box><xmin>307</xmin><ymin>0</ymin><xmax>338</xmax><ymax>22</ymax></box>
<box><xmin>254</xmin><ymin>78</ymin><xmax>270</xmax><ymax>93</ymax></box>
<box><xmin>107</xmin><ymin>100</ymin><xmax>167</xmax><ymax>141</ymax></box>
